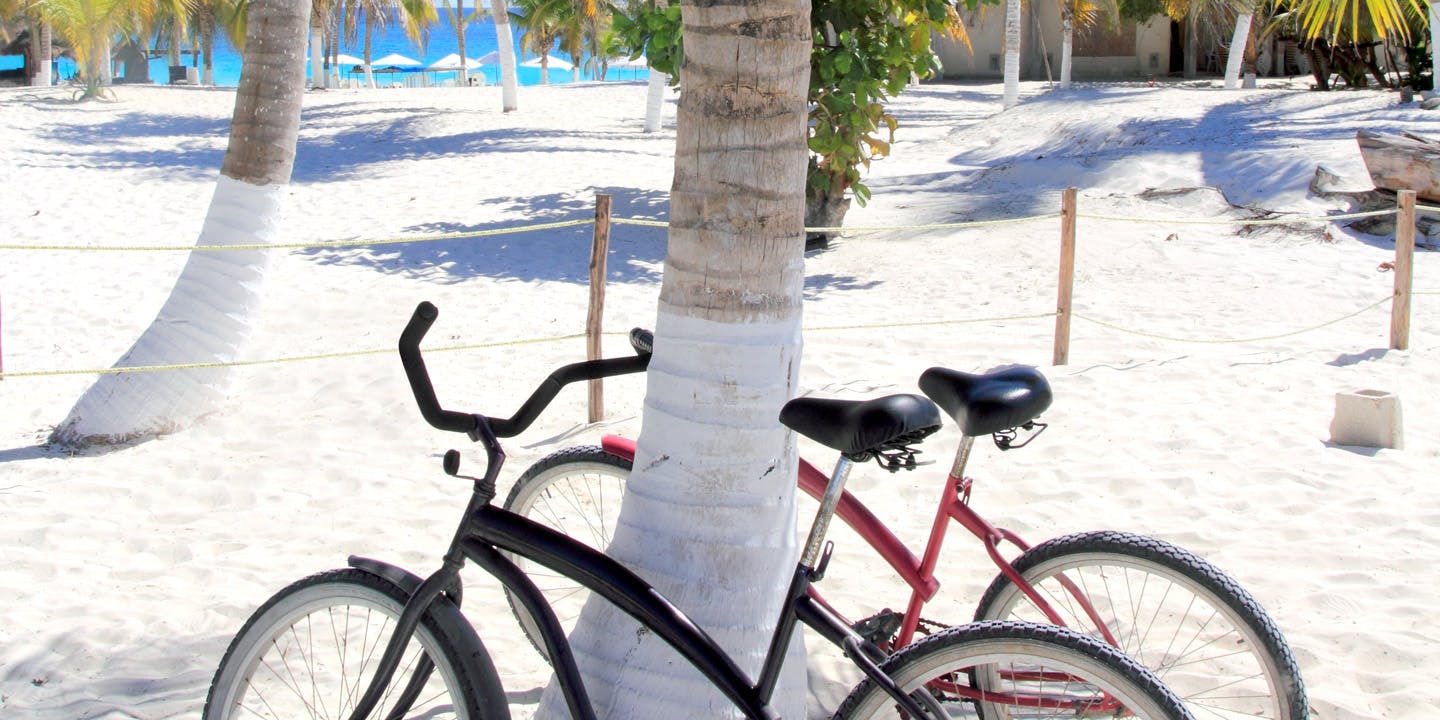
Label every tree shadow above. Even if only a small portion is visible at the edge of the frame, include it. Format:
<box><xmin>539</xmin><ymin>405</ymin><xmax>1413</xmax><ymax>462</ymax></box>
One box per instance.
<box><xmin>872</xmin><ymin>83</ymin><xmax>1407</xmax><ymax>227</ymax></box>
<box><xmin>1328</xmin><ymin>347</ymin><xmax>1392</xmax><ymax>366</ymax></box>
<box><xmin>297</xmin><ymin>187</ymin><xmax>671</xmax><ymax>285</ymax></box>
<box><xmin>0</xmin><ymin>632</ymin><xmax>218</xmax><ymax>719</ymax></box>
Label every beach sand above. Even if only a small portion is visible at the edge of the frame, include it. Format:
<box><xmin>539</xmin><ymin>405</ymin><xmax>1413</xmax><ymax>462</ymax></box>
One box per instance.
<box><xmin>1</xmin><ymin>78</ymin><xmax>1437</xmax><ymax>719</ymax></box>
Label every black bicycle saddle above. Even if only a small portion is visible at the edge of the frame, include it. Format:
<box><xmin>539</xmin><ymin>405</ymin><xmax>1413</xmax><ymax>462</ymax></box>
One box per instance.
<box><xmin>779</xmin><ymin>394</ymin><xmax>942</xmax><ymax>459</ymax></box>
<box><xmin>917</xmin><ymin>366</ymin><xmax>1052</xmax><ymax>437</ymax></box>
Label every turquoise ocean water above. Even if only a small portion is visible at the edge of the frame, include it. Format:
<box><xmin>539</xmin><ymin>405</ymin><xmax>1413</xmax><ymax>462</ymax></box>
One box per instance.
<box><xmin>2</xmin><ymin>19</ymin><xmax>649</xmax><ymax>87</ymax></box>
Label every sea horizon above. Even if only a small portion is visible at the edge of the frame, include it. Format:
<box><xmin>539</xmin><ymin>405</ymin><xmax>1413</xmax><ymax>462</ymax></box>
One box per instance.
<box><xmin>2</xmin><ymin>19</ymin><xmax>650</xmax><ymax>88</ymax></box>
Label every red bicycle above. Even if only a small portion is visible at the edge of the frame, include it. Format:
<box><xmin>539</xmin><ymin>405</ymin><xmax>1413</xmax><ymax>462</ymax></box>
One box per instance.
<box><xmin>502</xmin><ymin>351</ymin><xmax>1307</xmax><ymax>720</ymax></box>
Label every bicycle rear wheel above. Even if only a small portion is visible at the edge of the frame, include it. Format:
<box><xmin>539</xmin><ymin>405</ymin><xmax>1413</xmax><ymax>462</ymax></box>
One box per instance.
<box><xmin>203</xmin><ymin>568</ymin><xmax>508</xmax><ymax>720</ymax></box>
<box><xmin>973</xmin><ymin>531</ymin><xmax>1305</xmax><ymax>720</ymax></box>
<box><xmin>834</xmin><ymin>620</ymin><xmax>1193</xmax><ymax>719</ymax></box>
<box><xmin>502</xmin><ymin>445</ymin><xmax>631</xmax><ymax>661</ymax></box>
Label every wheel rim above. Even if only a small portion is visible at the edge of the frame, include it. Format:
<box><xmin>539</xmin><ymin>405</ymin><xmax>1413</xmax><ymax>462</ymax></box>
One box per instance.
<box><xmin>213</xmin><ymin>585</ymin><xmax>468</xmax><ymax>720</ymax></box>
<box><xmin>853</xmin><ymin>638</ymin><xmax>1176</xmax><ymax>719</ymax></box>
<box><xmin>989</xmin><ymin>553</ymin><xmax>1283</xmax><ymax>720</ymax></box>
<box><xmin>504</xmin><ymin>460</ymin><xmax>628</xmax><ymax>658</ymax></box>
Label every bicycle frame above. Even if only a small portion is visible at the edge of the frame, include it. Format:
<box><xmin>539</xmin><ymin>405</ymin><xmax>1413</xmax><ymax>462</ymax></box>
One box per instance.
<box><xmin>375</xmin><ymin>303</ymin><xmax>1119</xmax><ymax>720</ymax></box>
<box><xmin>345</xmin><ymin>458</ymin><xmax>938</xmax><ymax>720</ymax></box>
<box><xmin>598</xmin><ymin>433</ymin><xmax>1117</xmax><ymax>650</ymax></box>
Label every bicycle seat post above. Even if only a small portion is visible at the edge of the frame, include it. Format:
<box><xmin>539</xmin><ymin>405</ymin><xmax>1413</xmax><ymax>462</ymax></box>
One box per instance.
<box><xmin>800</xmin><ymin>456</ymin><xmax>855</xmax><ymax>570</ymax></box>
<box><xmin>949</xmin><ymin>435</ymin><xmax>977</xmax><ymax>481</ymax></box>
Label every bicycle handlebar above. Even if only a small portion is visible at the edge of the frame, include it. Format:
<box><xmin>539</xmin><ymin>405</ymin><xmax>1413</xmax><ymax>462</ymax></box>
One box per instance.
<box><xmin>399</xmin><ymin>302</ymin><xmax>480</xmax><ymax>436</ymax></box>
<box><xmin>398</xmin><ymin>301</ymin><xmax>654</xmax><ymax>441</ymax></box>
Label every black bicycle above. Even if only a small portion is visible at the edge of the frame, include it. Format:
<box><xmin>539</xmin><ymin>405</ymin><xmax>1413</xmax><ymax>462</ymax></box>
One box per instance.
<box><xmin>202</xmin><ymin>301</ymin><xmax>1195</xmax><ymax>720</ymax></box>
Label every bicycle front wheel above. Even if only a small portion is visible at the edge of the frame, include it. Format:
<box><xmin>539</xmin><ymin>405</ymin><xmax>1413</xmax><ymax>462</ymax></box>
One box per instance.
<box><xmin>973</xmin><ymin>531</ymin><xmax>1306</xmax><ymax>720</ymax></box>
<box><xmin>834</xmin><ymin>620</ymin><xmax>1193</xmax><ymax>719</ymax></box>
<box><xmin>502</xmin><ymin>445</ymin><xmax>631</xmax><ymax>661</ymax></box>
<box><xmin>203</xmin><ymin>568</ymin><xmax>508</xmax><ymax>720</ymax></box>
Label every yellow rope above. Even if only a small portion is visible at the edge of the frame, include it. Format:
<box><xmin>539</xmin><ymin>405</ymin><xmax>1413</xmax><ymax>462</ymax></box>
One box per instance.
<box><xmin>1076</xmin><ymin>208</ymin><xmax>1396</xmax><ymax>226</ymax></box>
<box><xmin>1071</xmin><ymin>296</ymin><xmax>1394</xmax><ymax>344</ymax></box>
<box><xmin>0</xmin><ymin>333</ymin><xmax>587</xmax><ymax>379</ymax></box>
<box><xmin>807</xmin><ymin>313</ymin><xmax>1059</xmax><ymax>333</ymax></box>
<box><xmin>0</xmin><ymin>204</ymin><xmax>1419</xmax><ymax>252</ymax></box>
<box><xmin>5</xmin><ymin>293</ymin><xmax>1433</xmax><ymax>380</ymax></box>
<box><xmin>0</xmin><ymin>219</ymin><xmax>593</xmax><ymax>252</ymax></box>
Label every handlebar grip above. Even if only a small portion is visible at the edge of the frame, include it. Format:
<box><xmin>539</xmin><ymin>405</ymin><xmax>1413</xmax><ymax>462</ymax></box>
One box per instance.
<box><xmin>398</xmin><ymin>302</ymin><xmax>478</xmax><ymax>435</ymax></box>
<box><xmin>629</xmin><ymin>328</ymin><xmax>653</xmax><ymax>355</ymax></box>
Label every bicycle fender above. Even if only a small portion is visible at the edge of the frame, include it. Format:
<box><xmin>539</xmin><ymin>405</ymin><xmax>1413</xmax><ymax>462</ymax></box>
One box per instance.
<box><xmin>600</xmin><ymin>434</ymin><xmax>636</xmax><ymax>461</ymax></box>
<box><xmin>345</xmin><ymin>556</ymin><xmax>510</xmax><ymax>719</ymax></box>
<box><xmin>348</xmin><ymin>555</ymin><xmax>426</xmax><ymax>594</ymax></box>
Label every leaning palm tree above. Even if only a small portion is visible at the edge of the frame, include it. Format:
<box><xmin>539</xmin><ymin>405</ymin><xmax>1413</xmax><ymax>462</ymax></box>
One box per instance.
<box><xmin>51</xmin><ymin>0</ymin><xmax>311</xmax><ymax>445</ymax></box>
<box><xmin>533</xmin><ymin>0</ymin><xmax>813</xmax><ymax>717</ymax></box>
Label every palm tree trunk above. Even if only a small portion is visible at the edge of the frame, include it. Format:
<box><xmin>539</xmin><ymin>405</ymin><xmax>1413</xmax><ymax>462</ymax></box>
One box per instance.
<box><xmin>363</xmin><ymin>20</ymin><xmax>376</xmax><ymax>88</ymax></box>
<box><xmin>1003</xmin><ymin>0</ymin><xmax>1021</xmax><ymax>107</ymax></box>
<box><xmin>99</xmin><ymin>35</ymin><xmax>113</xmax><ymax>84</ymax></box>
<box><xmin>52</xmin><ymin>0</ymin><xmax>311</xmax><ymax>446</ymax></box>
<box><xmin>34</xmin><ymin>22</ymin><xmax>52</xmax><ymax>87</ymax></box>
<box><xmin>535</xmin><ymin>1</ymin><xmax>813</xmax><ymax>718</ymax></box>
<box><xmin>170</xmin><ymin>22</ymin><xmax>183</xmax><ymax>67</ymax></box>
<box><xmin>643</xmin><ymin>69</ymin><xmax>668</xmax><ymax>132</ymax></box>
<box><xmin>490</xmin><ymin>0</ymin><xmax>518</xmax><ymax>110</ymax></box>
<box><xmin>1224</xmin><ymin>13</ymin><xmax>1251</xmax><ymax>88</ymax></box>
<box><xmin>310</xmin><ymin>11</ymin><xmax>326</xmax><ymax>88</ymax></box>
<box><xmin>456</xmin><ymin>0</ymin><xmax>469</xmax><ymax>85</ymax></box>
<box><xmin>202</xmin><ymin>24</ymin><xmax>215</xmax><ymax>85</ymax></box>
<box><xmin>1059</xmin><ymin>4</ymin><xmax>1073</xmax><ymax>88</ymax></box>
<box><xmin>1183</xmin><ymin>16</ymin><xmax>1197</xmax><ymax>77</ymax></box>
<box><xmin>643</xmin><ymin>0</ymin><xmax>670</xmax><ymax>132</ymax></box>
<box><xmin>1431</xmin><ymin>2</ymin><xmax>1439</xmax><ymax>89</ymax></box>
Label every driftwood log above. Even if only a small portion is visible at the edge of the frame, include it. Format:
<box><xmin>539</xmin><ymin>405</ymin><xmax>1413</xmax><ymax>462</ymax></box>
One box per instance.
<box><xmin>1356</xmin><ymin>130</ymin><xmax>1440</xmax><ymax>202</ymax></box>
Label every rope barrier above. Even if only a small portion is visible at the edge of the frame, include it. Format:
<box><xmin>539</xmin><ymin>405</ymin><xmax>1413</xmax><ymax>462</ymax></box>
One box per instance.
<box><xmin>1076</xmin><ymin>208</ymin><xmax>1397</xmax><ymax>226</ymax></box>
<box><xmin>11</xmin><ymin>292</ymin><xmax>1433</xmax><ymax>380</ymax></box>
<box><xmin>0</xmin><ymin>219</ymin><xmax>594</xmax><ymax>252</ymax></box>
<box><xmin>1072</xmin><ymin>296</ymin><xmax>1394</xmax><ymax>344</ymax></box>
<box><xmin>0</xmin><ymin>332</ymin><xmax>590</xmax><ymax>379</ymax></box>
<box><xmin>0</xmin><ymin>204</ymin><xmax>1413</xmax><ymax>253</ymax></box>
<box><xmin>1</xmin><ymin>197</ymin><xmax>1430</xmax><ymax>380</ymax></box>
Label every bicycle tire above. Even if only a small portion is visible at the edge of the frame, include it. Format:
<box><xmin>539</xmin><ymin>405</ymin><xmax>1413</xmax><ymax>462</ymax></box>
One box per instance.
<box><xmin>203</xmin><ymin>568</ymin><xmax>509</xmax><ymax>720</ymax></box>
<box><xmin>973</xmin><ymin>530</ymin><xmax>1306</xmax><ymax>720</ymax></box>
<box><xmin>833</xmin><ymin>619</ymin><xmax>1194</xmax><ymax>719</ymax></box>
<box><xmin>501</xmin><ymin>445</ymin><xmax>631</xmax><ymax>661</ymax></box>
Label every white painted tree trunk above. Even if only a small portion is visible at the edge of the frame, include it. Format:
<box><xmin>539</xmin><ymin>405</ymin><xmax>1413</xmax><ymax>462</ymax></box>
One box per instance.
<box><xmin>1003</xmin><ymin>0</ymin><xmax>1021</xmax><ymax>107</ymax></box>
<box><xmin>1224</xmin><ymin>13</ymin><xmax>1252</xmax><ymax>89</ymax></box>
<box><xmin>535</xmin><ymin>0</ymin><xmax>812</xmax><ymax>717</ymax></box>
<box><xmin>536</xmin><ymin>317</ymin><xmax>808</xmax><ymax>720</ymax></box>
<box><xmin>52</xmin><ymin>178</ymin><xmax>282</xmax><ymax>443</ymax></box>
<box><xmin>52</xmin><ymin>0</ymin><xmax>309</xmax><ymax>446</ymax></box>
<box><xmin>1059</xmin><ymin>9</ymin><xmax>1073</xmax><ymax>89</ymax></box>
<box><xmin>490</xmin><ymin>0</ymin><xmax>518</xmax><ymax>111</ymax></box>
<box><xmin>309</xmin><ymin>30</ymin><xmax>324</xmax><ymax>88</ymax></box>
<box><xmin>1431</xmin><ymin>2</ymin><xmax>1439</xmax><ymax>91</ymax></box>
<box><xmin>643</xmin><ymin>70</ymin><xmax>668</xmax><ymax>132</ymax></box>
<box><xmin>33</xmin><ymin>23</ymin><xmax>52</xmax><ymax>87</ymax></box>
<box><xmin>100</xmin><ymin>36</ymin><xmax>113</xmax><ymax>83</ymax></box>
<box><xmin>1183</xmin><ymin>18</ymin><xmax>1197</xmax><ymax>78</ymax></box>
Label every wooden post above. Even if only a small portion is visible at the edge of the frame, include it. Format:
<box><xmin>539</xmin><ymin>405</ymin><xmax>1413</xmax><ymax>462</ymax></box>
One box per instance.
<box><xmin>1390</xmin><ymin>189</ymin><xmax>1416</xmax><ymax>350</ymax></box>
<box><xmin>587</xmin><ymin>194</ymin><xmax>612</xmax><ymax>422</ymax></box>
<box><xmin>1053</xmin><ymin>187</ymin><xmax>1077</xmax><ymax>366</ymax></box>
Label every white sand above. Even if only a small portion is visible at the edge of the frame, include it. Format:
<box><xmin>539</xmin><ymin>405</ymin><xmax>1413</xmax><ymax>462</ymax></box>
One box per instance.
<box><xmin>1</xmin><ymin>78</ymin><xmax>1437</xmax><ymax>719</ymax></box>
